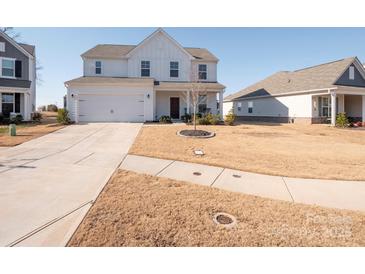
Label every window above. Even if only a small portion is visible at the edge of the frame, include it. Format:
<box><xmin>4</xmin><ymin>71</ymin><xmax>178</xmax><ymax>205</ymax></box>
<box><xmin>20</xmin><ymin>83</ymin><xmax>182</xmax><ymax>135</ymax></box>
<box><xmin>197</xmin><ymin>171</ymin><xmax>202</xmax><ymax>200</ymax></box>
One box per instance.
<box><xmin>170</xmin><ymin>61</ymin><xmax>179</xmax><ymax>78</ymax></box>
<box><xmin>320</xmin><ymin>96</ymin><xmax>331</xmax><ymax>117</ymax></box>
<box><xmin>141</xmin><ymin>61</ymin><xmax>150</xmax><ymax>77</ymax></box>
<box><xmin>198</xmin><ymin>64</ymin><xmax>207</xmax><ymax>80</ymax></box>
<box><xmin>198</xmin><ymin>95</ymin><xmax>207</xmax><ymax>113</ymax></box>
<box><xmin>2</xmin><ymin>58</ymin><xmax>15</xmax><ymax>77</ymax></box>
<box><xmin>237</xmin><ymin>102</ymin><xmax>242</xmax><ymax>111</ymax></box>
<box><xmin>2</xmin><ymin>93</ymin><xmax>14</xmax><ymax>117</ymax></box>
<box><xmin>95</xmin><ymin>61</ymin><xmax>102</xmax><ymax>75</ymax></box>
<box><xmin>0</xmin><ymin>42</ymin><xmax>5</xmax><ymax>52</ymax></box>
<box><xmin>248</xmin><ymin>101</ymin><xmax>253</xmax><ymax>113</ymax></box>
<box><xmin>349</xmin><ymin>66</ymin><xmax>355</xmax><ymax>80</ymax></box>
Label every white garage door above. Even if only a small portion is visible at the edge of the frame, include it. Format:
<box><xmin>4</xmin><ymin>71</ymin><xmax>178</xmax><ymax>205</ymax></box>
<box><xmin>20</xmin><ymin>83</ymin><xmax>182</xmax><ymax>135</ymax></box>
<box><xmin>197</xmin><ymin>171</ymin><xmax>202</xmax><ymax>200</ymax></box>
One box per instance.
<box><xmin>78</xmin><ymin>94</ymin><xmax>144</xmax><ymax>122</ymax></box>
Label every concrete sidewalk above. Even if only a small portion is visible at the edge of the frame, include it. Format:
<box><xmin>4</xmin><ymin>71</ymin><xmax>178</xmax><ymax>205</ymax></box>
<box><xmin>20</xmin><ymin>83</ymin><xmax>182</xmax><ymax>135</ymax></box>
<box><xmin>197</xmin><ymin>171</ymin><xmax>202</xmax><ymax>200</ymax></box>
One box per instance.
<box><xmin>120</xmin><ymin>155</ymin><xmax>365</xmax><ymax>212</ymax></box>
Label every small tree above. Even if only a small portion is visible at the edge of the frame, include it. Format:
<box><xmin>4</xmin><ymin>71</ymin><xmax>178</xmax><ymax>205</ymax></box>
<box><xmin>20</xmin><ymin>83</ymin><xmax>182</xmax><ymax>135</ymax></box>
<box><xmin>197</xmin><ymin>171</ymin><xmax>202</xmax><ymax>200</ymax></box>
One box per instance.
<box><xmin>224</xmin><ymin>109</ymin><xmax>236</xmax><ymax>126</ymax></box>
<box><xmin>57</xmin><ymin>109</ymin><xmax>71</xmax><ymax>125</ymax></box>
<box><xmin>181</xmin><ymin>71</ymin><xmax>208</xmax><ymax>131</ymax></box>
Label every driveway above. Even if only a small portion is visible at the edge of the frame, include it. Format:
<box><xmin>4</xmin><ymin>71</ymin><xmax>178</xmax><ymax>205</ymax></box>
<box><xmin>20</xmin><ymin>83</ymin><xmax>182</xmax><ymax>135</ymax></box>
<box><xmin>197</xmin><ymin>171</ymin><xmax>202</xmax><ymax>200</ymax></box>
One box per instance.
<box><xmin>0</xmin><ymin>123</ymin><xmax>141</xmax><ymax>246</ymax></box>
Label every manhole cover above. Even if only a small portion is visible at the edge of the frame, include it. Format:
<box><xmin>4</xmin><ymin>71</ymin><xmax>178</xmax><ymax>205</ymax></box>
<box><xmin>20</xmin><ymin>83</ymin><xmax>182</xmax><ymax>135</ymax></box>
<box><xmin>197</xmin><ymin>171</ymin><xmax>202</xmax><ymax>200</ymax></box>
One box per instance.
<box><xmin>232</xmin><ymin>174</ymin><xmax>241</xmax><ymax>178</ymax></box>
<box><xmin>213</xmin><ymin>212</ymin><xmax>237</xmax><ymax>228</ymax></box>
<box><xmin>193</xmin><ymin>172</ymin><xmax>202</xmax><ymax>176</ymax></box>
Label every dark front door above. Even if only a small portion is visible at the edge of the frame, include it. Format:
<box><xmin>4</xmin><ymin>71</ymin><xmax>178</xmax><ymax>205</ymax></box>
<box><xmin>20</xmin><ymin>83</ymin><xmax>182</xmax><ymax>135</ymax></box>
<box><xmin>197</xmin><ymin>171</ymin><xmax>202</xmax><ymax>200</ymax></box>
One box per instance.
<box><xmin>170</xmin><ymin>97</ymin><xmax>180</xmax><ymax>119</ymax></box>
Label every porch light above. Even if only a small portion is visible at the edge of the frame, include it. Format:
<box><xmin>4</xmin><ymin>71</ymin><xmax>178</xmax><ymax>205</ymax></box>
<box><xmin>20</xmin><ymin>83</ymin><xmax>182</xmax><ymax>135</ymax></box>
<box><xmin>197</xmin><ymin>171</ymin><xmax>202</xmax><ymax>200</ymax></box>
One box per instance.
<box><xmin>147</xmin><ymin>94</ymin><xmax>150</xmax><ymax>99</ymax></box>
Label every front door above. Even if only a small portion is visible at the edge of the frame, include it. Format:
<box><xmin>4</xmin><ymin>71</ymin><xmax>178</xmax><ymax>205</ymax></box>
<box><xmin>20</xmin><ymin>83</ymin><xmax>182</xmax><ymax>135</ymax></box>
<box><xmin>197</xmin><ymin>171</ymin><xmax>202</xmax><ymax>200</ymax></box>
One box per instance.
<box><xmin>170</xmin><ymin>97</ymin><xmax>180</xmax><ymax>119</ymax></box>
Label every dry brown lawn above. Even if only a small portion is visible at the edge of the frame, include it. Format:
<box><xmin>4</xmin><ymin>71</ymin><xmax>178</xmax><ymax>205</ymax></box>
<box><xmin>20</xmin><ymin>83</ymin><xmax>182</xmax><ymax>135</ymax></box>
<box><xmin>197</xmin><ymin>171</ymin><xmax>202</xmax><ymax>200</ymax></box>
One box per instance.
<box><xmin>129</xmin><ymin>123</ymin><xmax>365</xmax><ymax>181</ymax></box>
<box><xmin>0</xmin><ymin>112</ymin><xmax>64</xmax><ymax>147</ymax></box>
<box><xmin>68</xmin><ymin>170</ymin><xmax>365</xmax><ymax>247</ymax></box>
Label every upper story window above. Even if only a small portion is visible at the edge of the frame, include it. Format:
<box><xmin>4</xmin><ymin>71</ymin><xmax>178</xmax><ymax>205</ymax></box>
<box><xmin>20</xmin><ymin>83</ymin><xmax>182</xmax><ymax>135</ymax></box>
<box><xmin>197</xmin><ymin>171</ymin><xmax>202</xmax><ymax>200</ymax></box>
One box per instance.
<box><xmin>0</xmin><ymin>42</ymin><xmax>5</xmax><ymax>52</ymax></box>
<box><xmin>1</xmin><ymin>58</ymin><xmax>15</xmax><ymax>78</ymax></box>
<box><xmin>198</xmin><ymin>64</ymin><xmax>207</xmax><ymax>80</ymax></box>
<box><xmin>170</xmin><ymin>61</ymin><xmax>179</xmax><ymax>78</ymax></box>
<box><xmin>141</xmin><ymin>60</ymin><xmax>150</xmax><ymax>77</ymax></box>
<box><xmin>349</xmin><ymin>66</ymin><xmax>355</xmax><ymax>80</ymax></box>
<box><xmin>95</xmin><ymin>61</ymin><xmax>102</xmax><ymax>75</ymax></box>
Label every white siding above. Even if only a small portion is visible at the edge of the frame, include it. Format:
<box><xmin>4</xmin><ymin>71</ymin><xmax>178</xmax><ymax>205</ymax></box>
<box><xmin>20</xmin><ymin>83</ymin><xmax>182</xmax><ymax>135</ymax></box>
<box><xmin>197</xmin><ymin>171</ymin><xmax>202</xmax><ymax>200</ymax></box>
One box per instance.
<box><xmin>233</xmin><ymin>94</ymin><xmax>313</xmax><ymax>118</ymax></box>
<box><xmin>83</xmin><ymin>58</ymin><xmax>128</xmax><ymax>77</ymax></box>
<box><xmin>191</xmin><ymin>61</ymin><xmax>217</xmax><ymax>82</ymax></box>
<box><xmin>127</xmin><ymin>32</ymin><xmax>192</xmax><ymax>81</ymax></box>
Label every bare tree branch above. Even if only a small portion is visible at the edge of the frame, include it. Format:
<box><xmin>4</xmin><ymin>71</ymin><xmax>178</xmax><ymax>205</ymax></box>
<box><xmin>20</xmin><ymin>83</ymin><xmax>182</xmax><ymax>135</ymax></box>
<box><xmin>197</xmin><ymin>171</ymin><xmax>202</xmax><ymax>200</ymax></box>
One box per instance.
<box><xmin>0</xmin><ymin>27</ymin><xmax>21</xmax><ymax>40</ymax></box>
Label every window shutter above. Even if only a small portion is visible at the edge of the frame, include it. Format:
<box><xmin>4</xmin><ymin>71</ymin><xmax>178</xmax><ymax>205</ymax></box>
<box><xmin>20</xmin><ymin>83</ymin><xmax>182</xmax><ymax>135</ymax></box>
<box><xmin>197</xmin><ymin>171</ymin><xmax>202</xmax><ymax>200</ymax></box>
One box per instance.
<box><xmin>15</xmin><ymin>60</ymin><xmax>22</xmax><ymax>78</ymax></box>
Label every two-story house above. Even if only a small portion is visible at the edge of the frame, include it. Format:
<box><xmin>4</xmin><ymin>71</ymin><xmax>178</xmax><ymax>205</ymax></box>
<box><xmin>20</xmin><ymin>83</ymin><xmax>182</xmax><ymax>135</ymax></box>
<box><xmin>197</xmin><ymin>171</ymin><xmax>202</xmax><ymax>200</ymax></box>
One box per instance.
<box><xmin>0</xmin><ymin>31</ymin><xmax>36</xmax><ymax>121</ymax></box>
<box><xmin>64</xmin><ymin>28</ymin><xmax>225</xmax><ymax>122</ymax></box>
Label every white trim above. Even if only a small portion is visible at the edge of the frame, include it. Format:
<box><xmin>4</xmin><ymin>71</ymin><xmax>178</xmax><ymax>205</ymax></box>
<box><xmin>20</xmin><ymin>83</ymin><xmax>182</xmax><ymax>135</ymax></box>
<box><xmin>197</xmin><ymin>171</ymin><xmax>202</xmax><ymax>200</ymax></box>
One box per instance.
<box><xmin>0</xmin><ymin>31</ymin><xmax>34</xmax><ymax>60</ymax></box>
<box><xmin>0</xmin><ymin>42</ymin><xmax>5</xmax><ymax>52</ymax></box>
<box><xmin>126</xmin><ymin>28</ymin><xmax>194</xmax><ymax>60</ymax></box>
<box><xmin>0</xmin><ymin>57</ymin><xmax>16</xmax><ymax>78</ymax></box>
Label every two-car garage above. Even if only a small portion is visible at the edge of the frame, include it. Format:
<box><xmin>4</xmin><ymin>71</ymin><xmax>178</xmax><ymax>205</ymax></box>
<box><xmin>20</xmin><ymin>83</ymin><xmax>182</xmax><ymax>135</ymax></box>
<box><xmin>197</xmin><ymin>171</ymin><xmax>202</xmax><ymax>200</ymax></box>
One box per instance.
<box><xmin>78</xmin><ymin>94</ymin><xmax>145</xmax><ymax>122</ymax></box>
<box><xmin>65</xmin><ymin>77</ymin><xmax>155</xmax><ymax>122</ymax></box>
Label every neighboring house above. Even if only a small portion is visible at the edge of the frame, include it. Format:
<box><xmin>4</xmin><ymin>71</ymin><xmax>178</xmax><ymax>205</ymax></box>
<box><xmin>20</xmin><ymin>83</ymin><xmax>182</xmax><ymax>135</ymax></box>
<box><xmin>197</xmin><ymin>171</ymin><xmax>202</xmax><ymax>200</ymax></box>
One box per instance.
<box><xmin>0</xmin><ymin>31</ymin><xmax>36</xmax><ymax>121</ymax></box>
<box><xmin>224</xmin><ymin>57</ymin><xmax>365</xmax><ymax>126</ymax></box>
<box><xmin>65</xmin><ymin>28</ymin><xmax>225</xmax><ymax>122</ymax></box>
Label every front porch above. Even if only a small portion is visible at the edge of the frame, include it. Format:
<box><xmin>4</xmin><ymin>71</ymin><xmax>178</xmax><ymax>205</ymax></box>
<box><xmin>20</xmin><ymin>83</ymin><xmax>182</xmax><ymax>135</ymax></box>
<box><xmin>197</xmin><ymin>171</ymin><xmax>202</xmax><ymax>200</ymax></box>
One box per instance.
<box><xmin>0</xmin><ymin>89</ymin><xmax>32</xmax><ymax>121</ymax></box>
<box><xmin>312</xmin><ymin>87</ymin><xmax>365</xmax><ymax>126</ymax></box>
<box><xmin>153</xmin><ymin>82</ymin><xmax>225</xmax><ymax>121</ymax></box>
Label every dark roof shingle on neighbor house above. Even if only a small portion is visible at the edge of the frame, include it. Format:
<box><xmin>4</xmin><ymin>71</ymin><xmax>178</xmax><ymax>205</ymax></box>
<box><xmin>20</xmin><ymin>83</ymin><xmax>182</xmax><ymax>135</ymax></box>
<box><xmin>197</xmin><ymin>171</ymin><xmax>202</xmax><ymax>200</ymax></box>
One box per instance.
<box><xmin>81</xmin><ymin>44</ymin><xmax>218</xmax><ymax>62</ymax></box>
<box><xmin>225</xmin><ymin>57</ymin><xmax>358</xmax><ymax>101</ymax></box>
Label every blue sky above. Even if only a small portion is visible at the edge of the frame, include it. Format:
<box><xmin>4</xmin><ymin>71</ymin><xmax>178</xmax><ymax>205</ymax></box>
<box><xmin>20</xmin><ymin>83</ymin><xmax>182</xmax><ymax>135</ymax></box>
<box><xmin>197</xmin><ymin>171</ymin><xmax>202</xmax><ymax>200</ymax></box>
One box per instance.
<box><xmin>13</xmin><ymin>27</ymin><xmax>365</xmax><ymax>107</ymax></box>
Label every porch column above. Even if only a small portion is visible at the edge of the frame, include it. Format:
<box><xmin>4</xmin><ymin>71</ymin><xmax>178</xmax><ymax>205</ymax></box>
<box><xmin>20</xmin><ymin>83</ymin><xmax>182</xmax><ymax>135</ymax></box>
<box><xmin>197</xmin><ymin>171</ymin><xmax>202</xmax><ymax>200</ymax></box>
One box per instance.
<box><xmin>24</xmin><ymin>93</ymin><xmax>30</xmax><ymax>121</ymax></box>
<box><xmin>74</xmin><ymin>96</ymin><xmax>79</xmax><ymax>123</ymax></box>
<box><xmin>186</xmin><ymin>90</ymin><xmax>190</xmax><ymax>114</ymax></box>
<box><xmin>219</xmin><ymin>90</ymin><xmax>224</xmax><ymax>120</ymax></box>
<box><xmin>331</xmin><ymin>92</ymin><xmax>337</xmax><ymax>126</ymax></box>
<box><xmin>362</xmin><ymin>95</ymin><xmax>365</xmax><ymax>122</ymax></box>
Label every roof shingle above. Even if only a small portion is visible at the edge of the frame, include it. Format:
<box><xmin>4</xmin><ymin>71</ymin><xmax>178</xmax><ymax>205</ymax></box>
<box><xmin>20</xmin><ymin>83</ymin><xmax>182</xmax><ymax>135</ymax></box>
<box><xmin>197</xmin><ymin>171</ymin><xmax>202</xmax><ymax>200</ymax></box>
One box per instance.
<box><xmin>225</xmin><ymin>57</ymin><xmax>357</xmax><ymax>101</ymax></box>
<box><xmin>81</xmin><ymin>44</ymin><xmax>218</xmax><ymax>62</ymax></box>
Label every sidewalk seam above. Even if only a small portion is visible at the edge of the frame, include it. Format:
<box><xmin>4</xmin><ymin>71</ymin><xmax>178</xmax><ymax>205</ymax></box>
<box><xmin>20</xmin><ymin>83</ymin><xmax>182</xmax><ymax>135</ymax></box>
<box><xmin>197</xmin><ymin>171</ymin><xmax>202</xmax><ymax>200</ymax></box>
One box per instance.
<box><xmin>281</xmin><ymin>177</ymin><xmax>295</xmax><ymax>203</ymax></box>
<box><xmin>210</xmin><ymin>168</ymin><xmax>225</xmax><ymax>187</ymax></box>
<box><xmin>155</xmin><ymin>160</ymin><xmax>175</xmax><ymax>176</ymax></box>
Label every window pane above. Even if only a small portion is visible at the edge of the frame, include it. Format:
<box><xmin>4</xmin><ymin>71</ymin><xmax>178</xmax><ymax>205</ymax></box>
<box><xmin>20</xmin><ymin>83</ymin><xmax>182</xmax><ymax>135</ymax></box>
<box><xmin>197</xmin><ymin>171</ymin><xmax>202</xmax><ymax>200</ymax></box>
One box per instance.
<box><xmin>170</xmin><ymin>62</ymin><xmax>178</xmax><ymax>69</ymax></box>
<box><xmin>95</xmin><ymin>67</ymin><xmax>101</xmax><ymax>74</ymax></box>
<box><xmin>95</xmin><ymin>61</ymin><xmax>101</xmax><ymax>68</ymax></box>
<box><xmin>2</xmin><ymin>68</ymin><xmax>14</xmax><ymax>77</ymax></box>
<box><xmin>141</xmin><ymin>61</ymin><xmax>150</xmax><ymax>69</ymax></box>
<box><xmin>198</xmin><ymin>64</ymin><xmax>207</xmax><ymax>72</ymax></box>
<box><xmin>2</xmin><ymin>93</ymin><xmax>14</xmax><ymax>103</ymax></box>
<box><xmin>170</xmin><ymin>69</ymin><xmax>178</xmax><ymax>77</ymax></box>
<box><xmin>3</xmin><ymin>59</ymin><xmax>14</xmax><ymax>69</ymax></box>
<box><xmin>199</xmin><ymin>72</ymin><xmax>207</xmax><ymax>80</ymax></box>
<box><xmin>141</xmin><ymin>69</ymin><xmax>150</xmax><ymax>77</ymax></box>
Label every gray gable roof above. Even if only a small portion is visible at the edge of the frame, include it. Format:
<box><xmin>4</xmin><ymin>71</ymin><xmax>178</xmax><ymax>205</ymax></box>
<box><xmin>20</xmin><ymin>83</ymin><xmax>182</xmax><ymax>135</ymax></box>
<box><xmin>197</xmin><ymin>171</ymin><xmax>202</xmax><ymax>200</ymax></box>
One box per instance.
<box><xmin>81</xmin><ymin>44</ymin><xmax>218</xmax><ymax>62</ymax></box>
<box><xmin>19</xmin><ymin>43</ymin><xmax>35</xmax><ymax>56</ymax></box>
<box><xmin>225</xmin><ymin>57</ymin><xmax>360</xmax><ymax>101</ymax></box>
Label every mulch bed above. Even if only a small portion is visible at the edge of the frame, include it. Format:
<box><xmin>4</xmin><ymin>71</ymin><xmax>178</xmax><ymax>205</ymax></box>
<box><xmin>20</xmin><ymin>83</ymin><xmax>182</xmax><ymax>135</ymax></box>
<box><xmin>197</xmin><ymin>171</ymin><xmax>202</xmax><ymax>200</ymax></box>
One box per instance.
<box><xmin>179</xmin><ymin>129</ymin><xmax>212</xmax><ymax>137</ymax></box>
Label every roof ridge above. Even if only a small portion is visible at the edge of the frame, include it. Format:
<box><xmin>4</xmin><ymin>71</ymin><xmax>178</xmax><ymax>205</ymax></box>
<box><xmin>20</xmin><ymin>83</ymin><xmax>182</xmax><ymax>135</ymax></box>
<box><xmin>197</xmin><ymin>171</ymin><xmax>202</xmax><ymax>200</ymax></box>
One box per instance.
<box><xmin>293</xmin><ymin>57</ymin><xmax>356</xmax><ymax>72</ymax></box>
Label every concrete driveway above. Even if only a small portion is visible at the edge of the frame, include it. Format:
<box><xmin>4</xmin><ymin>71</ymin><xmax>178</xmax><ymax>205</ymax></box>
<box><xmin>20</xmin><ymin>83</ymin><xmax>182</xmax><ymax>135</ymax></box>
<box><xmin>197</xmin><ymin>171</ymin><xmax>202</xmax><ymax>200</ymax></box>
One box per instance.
<box><xmin>0</xmin><ymin>123</ymin><xmax>141</xmax><ymax>246</ymax></box>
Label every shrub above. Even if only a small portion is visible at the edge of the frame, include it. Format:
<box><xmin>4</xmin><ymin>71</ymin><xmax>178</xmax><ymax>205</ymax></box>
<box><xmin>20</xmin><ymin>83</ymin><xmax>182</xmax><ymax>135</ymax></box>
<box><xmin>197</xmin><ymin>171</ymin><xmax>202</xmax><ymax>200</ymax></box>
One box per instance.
<box><xmin>57</xmin><ymin>109</ymin><xmax>71</xmax><ymax>124</ymax></box>
<box><xmin>159</xmin><ymin>115</ymin><xmax>172</xmax><ymax>124</ymax></box>
<box><xmin>207</xmin><ymin>113</ymin><xmax>221</xmax><ymax>125</ymax></box>
<box><xmin>31</xmin><ymin>112</ymin><xmax>42</xmax><ymax>122</ymax></box>
<box><xmin>224</xmin><ymin>109</ymin><xmax>236</xmax><ymax>126</ymax></box>
<box><xmin>336</xmin><ymin>112</ymin><xmax>349</xmax><ymax>128</ymax></box>
<box><xmin>181</xmin><ymin>114</ymin><xmax>192</xmax><ymax>123</ymax></box>
<box><xmin>198</xmin><ymin>115</ymin><xmax>210</xmax><ymax>125</ymax></box>
<box><xmin>47</xmin><ymin>104</ymin><xmax>58</xmax><ymax>112</ymax></box>
<box><xmin>38</xmin><ymin>105</ymin><xmax>46</xmax><ymax>112</ymax></box>
<box><xmin>10</xmin><ymin>114</ymin><xmax>23</xmax><ymax>125</ymax></box>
